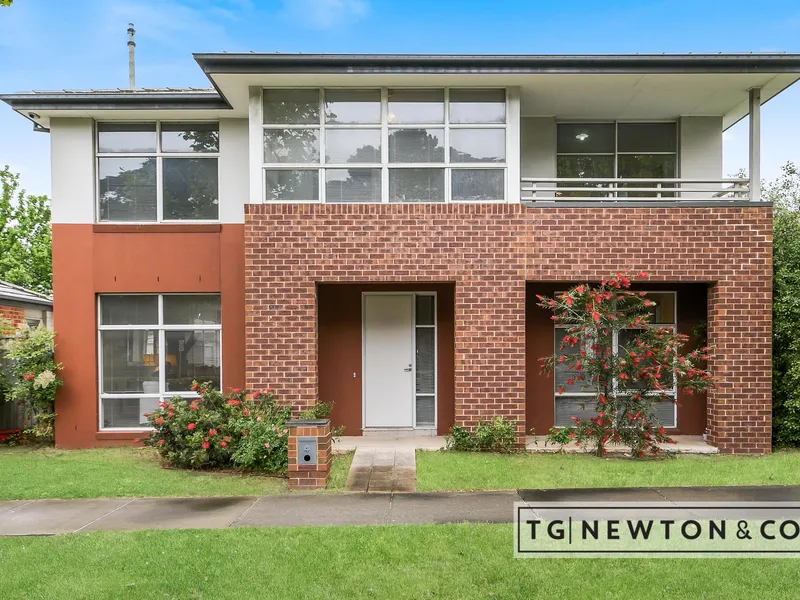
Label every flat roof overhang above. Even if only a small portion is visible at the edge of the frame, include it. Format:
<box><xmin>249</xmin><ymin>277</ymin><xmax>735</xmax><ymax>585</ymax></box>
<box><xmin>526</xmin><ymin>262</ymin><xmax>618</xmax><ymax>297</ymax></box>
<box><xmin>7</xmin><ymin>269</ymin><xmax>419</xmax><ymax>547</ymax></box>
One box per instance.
<box><xmin>4</xmin><ymin>54</ymin><xmax>800</xmax><ymax>130</ymax></box>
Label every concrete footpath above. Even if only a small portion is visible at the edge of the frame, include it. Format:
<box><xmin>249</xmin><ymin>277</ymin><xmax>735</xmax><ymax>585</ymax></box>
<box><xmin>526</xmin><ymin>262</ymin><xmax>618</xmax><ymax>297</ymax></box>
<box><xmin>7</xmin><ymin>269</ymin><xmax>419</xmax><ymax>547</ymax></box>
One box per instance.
<box><xmin>1</xmin><ymin>486</ymin><xmax>799</xmax><ymax>536</ymax></box>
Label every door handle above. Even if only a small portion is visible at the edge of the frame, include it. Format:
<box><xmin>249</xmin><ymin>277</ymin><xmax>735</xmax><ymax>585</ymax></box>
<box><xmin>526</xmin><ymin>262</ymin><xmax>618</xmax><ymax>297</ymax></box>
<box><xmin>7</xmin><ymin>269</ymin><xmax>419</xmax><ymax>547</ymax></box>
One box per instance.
<box><xmin>404</xmin><ymin>366</ymin><xmax>412</xmax><ymax>372</ymax></box>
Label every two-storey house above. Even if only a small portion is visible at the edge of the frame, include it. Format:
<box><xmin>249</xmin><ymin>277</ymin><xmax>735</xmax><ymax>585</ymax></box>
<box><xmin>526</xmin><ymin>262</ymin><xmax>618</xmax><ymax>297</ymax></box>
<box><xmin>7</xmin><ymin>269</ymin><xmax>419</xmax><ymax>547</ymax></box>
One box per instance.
<box><xmin>3</xmin><ymin>53</ymin><xmax>796</xmax><ymax>453</ymax></box>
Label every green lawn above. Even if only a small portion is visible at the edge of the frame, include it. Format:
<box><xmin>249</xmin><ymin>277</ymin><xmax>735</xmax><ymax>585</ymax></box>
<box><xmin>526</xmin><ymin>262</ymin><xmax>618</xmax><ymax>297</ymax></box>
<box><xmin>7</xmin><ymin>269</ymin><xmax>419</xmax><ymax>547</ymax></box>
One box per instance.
<box><xmin>0</xmin><ymin>524</ymin><xmax>797</xmax><ymax>599</ymax></box>
<box><xmin>417</xmin><ymin>449</ymin><xmax>800</xmax><ymax>492</ymax></box>
<box><xmin>0</xmin><ymin>446</ymin><xmax>353</xmax><ymax>500</ymax></box>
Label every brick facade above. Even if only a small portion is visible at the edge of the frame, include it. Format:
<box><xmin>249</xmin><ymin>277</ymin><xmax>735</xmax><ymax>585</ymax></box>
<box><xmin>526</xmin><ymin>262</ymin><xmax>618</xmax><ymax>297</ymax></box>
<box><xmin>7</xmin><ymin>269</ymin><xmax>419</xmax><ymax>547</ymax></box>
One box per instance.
<box><xmin>0</xmin><ymin>304</ymin><xmax>25</xmax><ymax>328</ymax></box>
<box><xmin>244</xmin><ymin>203</ymin><xmax>772</xmax><ymax>454</ymax></box>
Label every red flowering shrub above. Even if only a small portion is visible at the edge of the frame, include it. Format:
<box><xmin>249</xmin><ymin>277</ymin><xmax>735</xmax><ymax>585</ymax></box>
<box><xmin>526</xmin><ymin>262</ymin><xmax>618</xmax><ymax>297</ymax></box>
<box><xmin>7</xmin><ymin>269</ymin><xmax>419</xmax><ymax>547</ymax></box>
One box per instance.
<box><xmin>144</xmin><ymin>383</ymin><xmax>289</xmax><ymax>471</ymax></box>
<box><xmin>538</xmin><ymin>273</ymin><xmax>714</xmax><ymax>458</ymax></box>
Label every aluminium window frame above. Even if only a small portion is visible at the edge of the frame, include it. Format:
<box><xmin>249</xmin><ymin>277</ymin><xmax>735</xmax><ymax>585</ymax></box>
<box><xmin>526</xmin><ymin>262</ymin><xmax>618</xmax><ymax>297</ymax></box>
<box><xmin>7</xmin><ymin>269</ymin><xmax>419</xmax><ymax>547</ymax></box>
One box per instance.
<box><xmin>97</xmin><ymin>293</ymin><xmax>223</xmax><ymax>431</ymax></box>
<box><xmin>555</xmin><ymin>120</ymin><xmax>679</xmax><ymax>196</ymax></box>
<box><xmin>94</xmin><ymin>120</ymin><xmax>221</xmax><ymax>224</ymax></box>
<box><xmin>553</xmin><ymin>290</ymin><xmax>679</xmax><ymax>428</ymax></box>
<box><xmin>260</xmin><ymin>88</ymin><xmax>509</xmax><ymax>204</ymax></box>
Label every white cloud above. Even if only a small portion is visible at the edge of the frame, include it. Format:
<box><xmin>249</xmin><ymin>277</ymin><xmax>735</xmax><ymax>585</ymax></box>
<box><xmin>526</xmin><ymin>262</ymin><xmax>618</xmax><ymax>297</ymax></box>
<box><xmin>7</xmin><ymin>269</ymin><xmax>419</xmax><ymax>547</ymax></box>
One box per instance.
<box><xmin>282</xmin><ymin>0</ymin><xmax>370</xmax><ymax>29</ymax></box>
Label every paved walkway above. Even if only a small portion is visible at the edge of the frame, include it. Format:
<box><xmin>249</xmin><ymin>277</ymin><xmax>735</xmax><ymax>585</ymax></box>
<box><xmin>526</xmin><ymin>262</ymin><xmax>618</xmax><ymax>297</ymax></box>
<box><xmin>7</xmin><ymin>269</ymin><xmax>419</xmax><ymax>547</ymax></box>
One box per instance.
<box><xmin>2</xmin><ymin>486</ymin><xmax>799</xmax><ymax>536</ymax></box>
<box><xmin>345</xmin><ymin>447</ymin><xmax>417</xmax><ymax>492</ymax></box>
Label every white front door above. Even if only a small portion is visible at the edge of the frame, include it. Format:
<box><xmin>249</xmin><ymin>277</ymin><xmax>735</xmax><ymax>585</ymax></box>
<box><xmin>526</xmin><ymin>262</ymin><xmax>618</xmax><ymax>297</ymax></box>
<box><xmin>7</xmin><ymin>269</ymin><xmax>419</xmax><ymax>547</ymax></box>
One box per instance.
<box><xmin>363</xmin><ymin>294</ymin><xmax>414</xmax><ymax>427</ymax></box>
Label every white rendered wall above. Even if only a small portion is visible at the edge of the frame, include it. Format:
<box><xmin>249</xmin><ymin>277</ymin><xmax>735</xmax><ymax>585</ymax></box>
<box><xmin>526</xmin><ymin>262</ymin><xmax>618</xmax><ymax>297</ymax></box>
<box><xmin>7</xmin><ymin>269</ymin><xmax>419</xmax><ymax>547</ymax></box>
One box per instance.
<box><xmin>218</xmin><ymin>118</ymin><xmax>249</xmax><ymax>223</ymax></box>
<box><xmin>520</xmin><ymin>117</ymin><xmax>557</xmax><ymax>179</ymax></box>
<box><xmin>50</xmin><ymin>118</ymin><xmax>95</xmax><ymax>224</ymax></box>
<box><xmin>679</xmin><ymin>116</ymin><xmax>723</xmax><ymax>179</ymax></box>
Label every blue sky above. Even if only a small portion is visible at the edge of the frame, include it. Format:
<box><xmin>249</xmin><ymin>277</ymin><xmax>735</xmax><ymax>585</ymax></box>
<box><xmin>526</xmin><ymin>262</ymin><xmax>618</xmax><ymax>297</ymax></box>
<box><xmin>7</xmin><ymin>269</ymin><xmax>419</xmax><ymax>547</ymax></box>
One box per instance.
<box><xmin>1</xmin><ymin>0</ymin><xmax>799</xmax><ymax>195</ymax></box>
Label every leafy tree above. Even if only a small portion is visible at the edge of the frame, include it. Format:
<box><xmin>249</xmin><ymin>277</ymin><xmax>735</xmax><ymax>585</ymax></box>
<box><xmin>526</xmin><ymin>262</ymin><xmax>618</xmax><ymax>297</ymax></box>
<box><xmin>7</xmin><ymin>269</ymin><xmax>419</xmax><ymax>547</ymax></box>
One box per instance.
<box><xmin>0</xmin><ymin>1</ymin><xmax>13</xmax><ymax>8</ymax></box>
<box><xmin>770</xmin><ymin>162</ymin><xmax>800</xmax><ymax>446</ymax></box>
<box><xmin>0</xmin><ymin>167</ymin><xmax>52</xmax><ymax>294</ymax></box>
<box><xmin>538</xmin><ymin>273</ymin><xmax>713</xmax><ymax>458</ymax></box>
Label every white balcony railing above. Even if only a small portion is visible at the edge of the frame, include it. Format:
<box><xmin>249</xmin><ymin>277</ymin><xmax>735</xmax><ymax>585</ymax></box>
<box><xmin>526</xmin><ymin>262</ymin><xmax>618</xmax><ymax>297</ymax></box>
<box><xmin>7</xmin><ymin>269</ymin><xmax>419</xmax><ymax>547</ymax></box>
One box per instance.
<box><xmin>521</xmin><ymin>177</ymin><xmax>752</xmax><ymax>203</ymax></box>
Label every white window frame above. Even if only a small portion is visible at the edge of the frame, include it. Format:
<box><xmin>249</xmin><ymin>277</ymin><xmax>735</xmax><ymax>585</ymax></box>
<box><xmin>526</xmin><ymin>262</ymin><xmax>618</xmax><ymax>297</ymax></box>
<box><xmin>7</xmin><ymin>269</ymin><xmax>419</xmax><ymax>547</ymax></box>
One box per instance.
<box><xmin>95</xmin><ymin>120</ymin><xmax>220</xmax><ymax>224</ymax></box>
<box><xmin>554</xmin><ymin>290</ymin><xmax>678</xmax><ymax>428</ymax></box>
<box><xmin>97</xmin><ymin>293</ymin><xmax>222</xmax><ymax>431</ymax></box>
<box><xmin>259</xmin><ymin>88</ymin><xmax>509</xmax><ymax>204</ymax></box>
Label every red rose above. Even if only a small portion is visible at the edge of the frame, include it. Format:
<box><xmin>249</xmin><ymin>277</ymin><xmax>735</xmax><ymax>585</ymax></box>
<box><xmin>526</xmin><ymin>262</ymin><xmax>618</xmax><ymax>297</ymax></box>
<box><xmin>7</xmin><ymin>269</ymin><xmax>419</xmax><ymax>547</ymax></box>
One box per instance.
<box><xmin>227</xmin><ymin>399</ymin><xmax>241</xmax><ymax>406</ymax></box>
<box><xmin>253</xmin><ymin>391</ymin><xmax>261</xmax><ymax>399</ymax></box>
<box><xmin>243</xmin><ymin>408</ymin><xmax>250</xmax><ymax>416</ymax></box>
<box><xmin>266</xmin><ymin>387</ymin><xmax>273</xmax><ymax>394</ymax></box>
<box><xmin>209</xmin><ymin>429</ymin><xmax>217</xmax><ymax>436</ymax></box>
<box><xmin>158</xmin><ymin>439</ymin><xmax>165</xmax><ymax>445</ymax></box>
<box><xmin>23</xmin><ymin>371</ymin><xmax>36</xmax><ymax>381</ymax></box>
<box><xmin>168</xmin><ymin>405</ymin><xmax>175</xmax><ymax>411</ymax></box>
<box><xmin>233</xmin><ymin>388</ymin><xmax>242</xmax><ymax>394</ymax></box>
<box><xmin>168</xmin><ymin>412</ymin><xmax>175</xmax><ymax>418</ymax></box>
<box><xmin>155</xmin><ymin>417</ymin><xmax>164</xmax><ymax>425</ymax></box>
<box><xmin>191</xmin><ymin>382</ymin><xmax>199</xmax><ymax>391</ymax></box>
<box><xmin>202</xmin><ymin>441</ymin><xmax>210</xmax><ymax>449</ymax></box>
<box><xmin>220</xmin><ymin>441</ymin><xmax>228</xmax><ymax>448</ymax></box>
<box><xmin>187</xmin><ymin>423</ymin><xmax>196</xmax><ymax>431</ymax></box>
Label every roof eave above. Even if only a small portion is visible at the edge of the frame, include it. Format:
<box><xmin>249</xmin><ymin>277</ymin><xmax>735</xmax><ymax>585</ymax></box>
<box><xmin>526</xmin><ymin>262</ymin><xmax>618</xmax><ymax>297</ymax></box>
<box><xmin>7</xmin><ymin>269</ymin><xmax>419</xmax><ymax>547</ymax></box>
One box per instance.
<box><xmin>193</xmin><ymin>53</ymin><xmax>800</xmax><ymax>75</ymax></box>
<box><xmin>0</xmin><ymin>92</ymin><xmax>230</xmax><ymax>112</ymax></box>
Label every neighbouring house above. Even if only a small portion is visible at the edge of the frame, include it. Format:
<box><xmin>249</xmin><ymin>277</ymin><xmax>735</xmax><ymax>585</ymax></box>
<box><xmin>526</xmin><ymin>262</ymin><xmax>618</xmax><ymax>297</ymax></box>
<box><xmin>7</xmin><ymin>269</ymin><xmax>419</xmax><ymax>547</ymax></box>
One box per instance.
<box><xmin>0</xmin><ymin>280</ymin><xmax>53</xmax><ymax>430</ymax></box>
<box><xmin>1</xmin><ymin>53</ymin><xmax>794</xmax><ymax>453</ymax></box>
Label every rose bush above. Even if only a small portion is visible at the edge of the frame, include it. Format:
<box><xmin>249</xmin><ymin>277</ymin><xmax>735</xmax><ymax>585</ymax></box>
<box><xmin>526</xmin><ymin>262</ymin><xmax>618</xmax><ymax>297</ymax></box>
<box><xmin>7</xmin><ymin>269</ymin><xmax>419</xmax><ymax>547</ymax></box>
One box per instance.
<box><xmin>144</xmin><ymin>383</ymin><xmax>290</xmax><ymax>472</ymax></box>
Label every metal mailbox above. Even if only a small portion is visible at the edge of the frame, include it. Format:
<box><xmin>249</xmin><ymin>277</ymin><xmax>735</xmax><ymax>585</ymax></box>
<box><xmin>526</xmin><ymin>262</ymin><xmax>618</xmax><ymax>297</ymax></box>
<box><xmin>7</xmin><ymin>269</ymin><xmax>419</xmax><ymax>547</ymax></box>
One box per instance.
<box><xmin>298</xmin><ymin>436</ymin><xmax>318</xmax><ymax>465</ymax></box>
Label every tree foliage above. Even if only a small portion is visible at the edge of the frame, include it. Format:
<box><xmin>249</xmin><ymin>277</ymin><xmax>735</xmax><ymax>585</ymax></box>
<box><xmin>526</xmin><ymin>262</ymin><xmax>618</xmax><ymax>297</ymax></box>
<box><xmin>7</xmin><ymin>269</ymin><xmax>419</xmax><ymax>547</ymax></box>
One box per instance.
<box><xmin>770</xmin><ymin>162</ymin><xmax>800</xmax><ymax>446</ymax></box>
<box><xmin>538</xmin><ymin>273</ymin><xmax>713</xmax><ymax>458</ymax></box>
<box><xmin>0</xmin><ymin>167</ymin><xmax>52</xmax><ymax>294</ymax></box>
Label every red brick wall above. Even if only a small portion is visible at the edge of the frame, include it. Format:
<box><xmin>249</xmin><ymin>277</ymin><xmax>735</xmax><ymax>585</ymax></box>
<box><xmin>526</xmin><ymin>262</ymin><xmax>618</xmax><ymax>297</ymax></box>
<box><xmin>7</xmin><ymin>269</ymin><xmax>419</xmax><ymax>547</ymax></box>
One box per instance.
<box><xmin>0</xmin><ymin>305</ymin><xmax>25</xmax><ymax>329</ymax></box>
<box><xmin>244</xmin><ymin>203</ymin><xmax>772</xmax><ymax>454</ymax></box>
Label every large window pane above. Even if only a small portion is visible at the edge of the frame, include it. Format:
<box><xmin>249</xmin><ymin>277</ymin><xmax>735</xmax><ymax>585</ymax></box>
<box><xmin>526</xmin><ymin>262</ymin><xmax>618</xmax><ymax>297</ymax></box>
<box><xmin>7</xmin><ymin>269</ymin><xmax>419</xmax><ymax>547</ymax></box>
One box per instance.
<box><xmin>555</xmin><ymin>397</ymin><xmax>598</xmax><ymax>427</ymax></box>
<box><xmin>452</xmin><ymin>169</ymin><xmax>504</xmax><ymax>201</ymax></box>
<box><xmin>325</xmin><ymin>129</ymin><xmax>381</xmax><ymax>164</ymax></box>
<box><xmin>163</xmin><ymin>295</ymin><xmax>221</xmax><ymax>325</ymax></box>
<box><xmin>98</xmin><ymin>123</ymin><xmax>156</xmax><ymax>153</ymax></box>
<box><xmin>556</xmin><ymin>155</ymin><xmax>614</xmax><ymax>197</ymax></box>
<box><xmin>325</xmin><ymin>169</ymin><xmax>380</xmax><ymax>203</ymax></box>
<box><xmin>388</xmin><ymin>90</ymin><xmax>444</xmax><ymax>124</ymax></box>
<box><xmin>554</xmin><ymin>328</ymin><xmax>591</xmax><ymax>394</ymax></box>
<box><xmin>324</xmin><ymin>89</ymin><xmax>381</xmax><ymax>124</ymax></box>
<box><xmin>101</xmin><ymin>330</ymin><xmax>159</xmax><ymax>393</ymax></box>
<box><xmin>618</xmin><ymin>154</ymin><xmax>676</xmax><ymax>179</ymax></box>
<box><xmin>389</xmin><ymin>169</ymin><xmax>444</xmax><ymax>203</ymax></box>
<box><xmin>165</xmin><ymin>330</ymin><xmax>221</xmax><ymax>392</ymax></box>
<box><xmin>162</xmin><ymin>158</ymin><xmax>219</xmax><ymax>220</ymax></box>
<box><xmin>618</xmin><ymin>123</ymin><xmax>677</xmax><ymax>153</ymax></box>
<box><xmin>449</xmin><ymin>129</ymin><xmax>506</xmax><ymax>163</ymax></box>
<box><xmin>161</xmin><ymin>122</ymin><xmax>219</xmax><ymax>153</ymax></box>
<box><xmin>101</xmin><ymin>296</ymin><xmax>158</xmax><ymax>326</ymax></box>
<box><xmin>415</xmin><ymin>396</ymin><xmax>435</xmax><ymax>428</ymax></box>
<box><xmin>265</xmin><ymin>170</ymin><xmax>319</xmax><ymax>201</ymax></box>
<box><xmin>263</xmin><ymin>129</ymin><xmax>320</xmax><ymax>163</ymax></box>
<box><xmin>449</xmin><ymin>89</ymin><xmax>506</xmax><ymax>124</ymax></box>
<box><xmin>557</xmin><ymin>123</ymin><xmax>615</xmax><ymax>154</ymax></box>
<box><xmin>98</xmin><ymin>157</ymin><xmax>157</xmax><ymax>221</ymax></box>
<box><xmin>263</xmin><ymin>89</ymin><xmax>320</xmax><ymax>124</ymax></box>
<box><xmin>102</xmin><ymin>397</ymin><xmax>159</xmax><ymax>429</ymax></box>
<box><xmin>388</xmin><ymin>129</ymin><xmax>444</xmax><ymax>163</ymax></box>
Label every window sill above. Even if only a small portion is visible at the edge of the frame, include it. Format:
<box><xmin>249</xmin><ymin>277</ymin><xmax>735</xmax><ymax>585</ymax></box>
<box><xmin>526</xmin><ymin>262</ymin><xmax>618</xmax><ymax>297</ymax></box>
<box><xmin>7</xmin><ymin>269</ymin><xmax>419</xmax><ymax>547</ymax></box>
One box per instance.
<box><xmin>96</xmin><ymin>430</ymin><xmax>151</xmax><ymax>440</ymax></box>
<box><xmin>93</xmin><ymin>224</ymin><xmax>222</xmax><ymax>234</ymax></box>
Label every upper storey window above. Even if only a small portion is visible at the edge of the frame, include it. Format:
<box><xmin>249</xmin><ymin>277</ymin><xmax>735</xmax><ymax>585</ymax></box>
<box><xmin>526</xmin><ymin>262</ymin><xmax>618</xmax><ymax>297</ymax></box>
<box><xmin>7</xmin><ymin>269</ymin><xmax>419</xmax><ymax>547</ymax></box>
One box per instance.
<box><xmin>261</xmin><ymin>88</ymin><xmax>507</xmax><ymax>203</ymax></box>
<box><xmin>97</xmin><ymin>122</ymin><xmax>219</xmax><ymax>222</ymax></box>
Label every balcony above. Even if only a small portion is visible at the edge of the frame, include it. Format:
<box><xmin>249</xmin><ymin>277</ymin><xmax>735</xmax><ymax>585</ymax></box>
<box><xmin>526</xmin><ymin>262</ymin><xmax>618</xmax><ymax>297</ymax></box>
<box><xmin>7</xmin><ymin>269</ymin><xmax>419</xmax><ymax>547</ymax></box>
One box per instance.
<box><xmin>521</xmin><ymin>177</ymin><xmax>753</xmax><ymax>204</ymax></box>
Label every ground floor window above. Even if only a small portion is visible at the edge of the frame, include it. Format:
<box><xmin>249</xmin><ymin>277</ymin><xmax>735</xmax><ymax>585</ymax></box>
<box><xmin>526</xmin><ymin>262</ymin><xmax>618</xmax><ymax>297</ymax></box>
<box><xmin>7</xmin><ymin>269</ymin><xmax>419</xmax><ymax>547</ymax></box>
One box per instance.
<box><xmin>554</xmin><ymin>291</ymin><xmax>677</xmax><ymax>428</ymax></box>
<box><xmin>98</xmin><ymin>294</ymin><xmax>221</xmax><ymax>429</ymax></box>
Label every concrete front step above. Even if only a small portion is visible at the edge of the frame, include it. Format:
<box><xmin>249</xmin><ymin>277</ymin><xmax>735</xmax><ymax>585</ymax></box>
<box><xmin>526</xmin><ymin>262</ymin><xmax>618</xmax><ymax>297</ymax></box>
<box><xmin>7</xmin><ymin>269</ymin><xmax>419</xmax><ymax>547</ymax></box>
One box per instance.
<box><xmin>346</xmin><ymin>447</ymin><xmax>417</xmax><ymax>493</ymax></box>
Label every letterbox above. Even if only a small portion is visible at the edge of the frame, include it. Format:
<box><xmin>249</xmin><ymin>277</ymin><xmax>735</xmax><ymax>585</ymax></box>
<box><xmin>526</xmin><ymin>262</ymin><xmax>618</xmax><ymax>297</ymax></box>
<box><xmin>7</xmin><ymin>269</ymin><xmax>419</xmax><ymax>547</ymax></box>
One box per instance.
<box><xmin>298</xmin><ymin>436</ymin><xmax>318</xmax><ymax>465</ymax></box>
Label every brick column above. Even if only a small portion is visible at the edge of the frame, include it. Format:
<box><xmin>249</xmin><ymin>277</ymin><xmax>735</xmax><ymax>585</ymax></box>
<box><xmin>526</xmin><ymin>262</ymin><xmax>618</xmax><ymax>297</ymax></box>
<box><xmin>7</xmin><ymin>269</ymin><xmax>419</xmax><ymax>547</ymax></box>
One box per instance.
<box><xmin>707</xmin><ymin>280</ymin><xmax>772</xmax><ymax>453</ymax></box>
<box><xmin>287</xmin><ymin>419</ymin><xmax>331</xmax><ymax>490</ymax></box>
<box><xmin>454</xmin><ymin>278</ymin><xmax>527</xmax><ymax>442</ymax></box>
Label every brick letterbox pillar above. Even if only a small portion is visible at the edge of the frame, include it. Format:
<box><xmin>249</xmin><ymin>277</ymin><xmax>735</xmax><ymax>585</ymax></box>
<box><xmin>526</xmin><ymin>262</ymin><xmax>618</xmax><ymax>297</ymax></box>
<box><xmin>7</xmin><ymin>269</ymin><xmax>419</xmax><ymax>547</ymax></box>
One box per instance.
<box><xmin>287</xmin><ymin>418</ymin><xmax>331</xmax><ymax>490</ymax></box>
